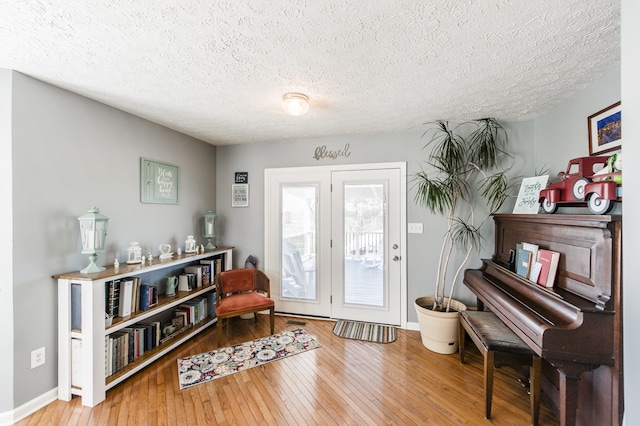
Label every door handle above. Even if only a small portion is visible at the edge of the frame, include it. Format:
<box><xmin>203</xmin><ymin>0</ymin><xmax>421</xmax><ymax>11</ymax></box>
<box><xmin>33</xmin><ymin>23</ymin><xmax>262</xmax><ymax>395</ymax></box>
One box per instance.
<box><xmin>393</xmin><ymin>255</ymin><xmax>400</xmax><ymax>261</ymax></box>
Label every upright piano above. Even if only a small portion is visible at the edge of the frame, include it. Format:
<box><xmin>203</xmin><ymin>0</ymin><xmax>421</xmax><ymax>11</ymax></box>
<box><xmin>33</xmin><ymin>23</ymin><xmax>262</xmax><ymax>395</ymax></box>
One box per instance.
<box><xmin>464</xmin><ymin>214</ymin><xmax>622</xmax><ymax>426</ymax></box>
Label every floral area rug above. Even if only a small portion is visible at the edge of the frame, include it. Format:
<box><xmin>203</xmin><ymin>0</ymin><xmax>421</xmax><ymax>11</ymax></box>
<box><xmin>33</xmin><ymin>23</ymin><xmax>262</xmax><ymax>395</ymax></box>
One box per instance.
<box><xmin>177</xmin><ymin>328</ymin><xmax>321</xmax><ymax>389</ymax></box>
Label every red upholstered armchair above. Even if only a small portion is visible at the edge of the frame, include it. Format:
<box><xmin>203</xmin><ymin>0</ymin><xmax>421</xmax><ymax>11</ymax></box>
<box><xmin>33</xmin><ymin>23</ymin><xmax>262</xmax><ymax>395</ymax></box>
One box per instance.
<box><xmin>214</xmin><ymin>268</ymin><xmax>275</xmax><ymax>346</ymax></box>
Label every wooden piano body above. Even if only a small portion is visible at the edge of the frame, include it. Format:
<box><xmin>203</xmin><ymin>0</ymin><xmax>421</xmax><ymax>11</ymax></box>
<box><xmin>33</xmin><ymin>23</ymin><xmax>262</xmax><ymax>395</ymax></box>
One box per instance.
<box><xmin>463</xmin><ymin>214</ymin><xmax>622</xmax><ymax>426</ymax></box>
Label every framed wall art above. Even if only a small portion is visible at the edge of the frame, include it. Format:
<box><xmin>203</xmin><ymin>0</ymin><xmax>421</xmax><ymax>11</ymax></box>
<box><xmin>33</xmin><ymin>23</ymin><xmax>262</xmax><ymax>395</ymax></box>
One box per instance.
<box><xmin>232</xmin><ymin>184</ymin><xmax>249</xmax><ymax>207</ymax></box>
<box><xmin>140</xmin><ymin>158</ymin><xmax>179</xmax><ymax>204</ymax></box>
<box><xmin>588</xmin><ymin>101</ymin><xmax>621</xmax><ymax>156</ymax></box>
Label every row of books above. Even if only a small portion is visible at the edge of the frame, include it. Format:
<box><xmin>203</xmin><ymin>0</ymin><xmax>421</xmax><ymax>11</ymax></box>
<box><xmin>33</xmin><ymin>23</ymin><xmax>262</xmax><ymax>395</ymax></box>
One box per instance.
<box><xmin>106</xmin><ymin>277</ymin><xmax>159</xmax><ymax>318</ymax></box>
<box><xmin>105</xmin><ymin>292</ymin><xmax>217</xmax><ymax>377</ymax></box>
<box><xmin>165</xmin><ymin>293</ymin><xmax>216</xmax><ymax>342</ymax></box>
<box><xmin>105</xmin><ymin>321</ymin><xmax>161</xmax><ymax>377</ymax></box>
<box><xmin>104</xmin><ymin>254</ymin><xmax>225</xmax><ymax>320</ymax></box>
<box><xmin>515</xmin><ymin>242</ymin><xmax>560</xmax><ymax>288</ymax></box>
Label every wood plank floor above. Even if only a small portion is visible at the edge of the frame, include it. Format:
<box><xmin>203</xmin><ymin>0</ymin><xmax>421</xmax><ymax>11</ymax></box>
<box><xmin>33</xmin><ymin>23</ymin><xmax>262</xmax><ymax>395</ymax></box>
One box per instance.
<box><xmin>17</xmin><ymin>316</ymin><xmax>559</xmax><ymax>425</ymax></box>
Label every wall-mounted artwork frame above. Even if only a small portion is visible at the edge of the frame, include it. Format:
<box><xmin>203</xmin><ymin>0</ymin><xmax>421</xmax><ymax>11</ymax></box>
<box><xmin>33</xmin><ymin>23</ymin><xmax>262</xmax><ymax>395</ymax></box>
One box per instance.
<box><xmin>140</xmin><ymin>158</ymin><xmax>179</xmax><ymax>204</ymax></box>
<box><xmin>232</xmin><ymin>184</ymin><xmax>249</xmax><ymax>207</ymax></box>
<box><xmin>588</xmin><ymin>101</ymin><xmax>621</xmax><ymax>156</ymax></box>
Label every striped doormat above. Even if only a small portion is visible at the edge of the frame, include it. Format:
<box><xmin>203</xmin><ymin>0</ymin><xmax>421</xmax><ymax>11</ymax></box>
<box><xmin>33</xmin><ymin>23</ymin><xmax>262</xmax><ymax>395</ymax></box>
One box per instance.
<box><xmin>332</xmin><ymin>320</ymin><xmax>397</xmax><ymax>343</ymax></box>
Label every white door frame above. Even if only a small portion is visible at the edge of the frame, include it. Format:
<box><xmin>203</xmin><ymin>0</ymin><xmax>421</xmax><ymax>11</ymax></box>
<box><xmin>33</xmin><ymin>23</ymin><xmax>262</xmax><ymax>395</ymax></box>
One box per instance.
<box><xmin>264</xmin><ymin>162</ymin><xmax>407</xmax><ymax>329</ymax></box>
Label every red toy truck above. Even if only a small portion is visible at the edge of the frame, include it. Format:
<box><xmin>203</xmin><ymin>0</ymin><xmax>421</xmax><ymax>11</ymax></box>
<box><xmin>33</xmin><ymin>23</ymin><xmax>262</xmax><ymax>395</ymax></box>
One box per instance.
<box><xmin>538</xmin><ymin>156</ymin><xmax>622</xmax><ymax>215</ymax></box>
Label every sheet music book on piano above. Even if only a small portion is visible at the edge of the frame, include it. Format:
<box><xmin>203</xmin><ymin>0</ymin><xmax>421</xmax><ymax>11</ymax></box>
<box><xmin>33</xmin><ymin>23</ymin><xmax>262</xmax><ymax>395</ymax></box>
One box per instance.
<box><xmin>537</xmin><ymin>249</ymin><xmax>560</xmax><ymax>288</ymax></box>
<box><xmin>515</xmin><ymin>246</ymin><xmax>533</xmax><ymax>279</ymax></box>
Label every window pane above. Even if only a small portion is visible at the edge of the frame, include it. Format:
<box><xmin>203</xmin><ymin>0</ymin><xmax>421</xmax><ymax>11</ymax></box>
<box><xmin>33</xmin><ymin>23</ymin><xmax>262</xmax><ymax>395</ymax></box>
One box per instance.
<box><xmin>343</xmin><ymin>183</ymin><xmax>384</xmax><ymax>306</ymax></box>
<box><xmin>281</xmin><ymin>185</ymin><xmax>317</xmax><ymax>300</ymax></box>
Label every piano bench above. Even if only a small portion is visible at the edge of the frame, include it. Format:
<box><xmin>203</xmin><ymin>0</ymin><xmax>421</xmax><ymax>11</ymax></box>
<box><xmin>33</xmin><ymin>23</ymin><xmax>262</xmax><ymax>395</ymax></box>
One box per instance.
<box><xmin>459</xmin><ymin>310</ymin><xmax>541</xmax><ymax>426</ymax></box>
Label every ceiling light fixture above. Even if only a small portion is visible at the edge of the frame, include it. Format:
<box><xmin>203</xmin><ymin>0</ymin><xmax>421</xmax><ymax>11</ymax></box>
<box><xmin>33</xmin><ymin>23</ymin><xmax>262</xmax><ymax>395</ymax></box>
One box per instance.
<box><xmin>282</xmin><ymin>93</ymin><xmax>309</xmax><ymax>116</ymax></box>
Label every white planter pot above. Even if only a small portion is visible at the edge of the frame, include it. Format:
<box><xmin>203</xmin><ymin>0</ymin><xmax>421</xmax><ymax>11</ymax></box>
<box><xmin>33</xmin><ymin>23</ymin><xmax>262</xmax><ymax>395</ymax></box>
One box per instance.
<box><xmin>414</xmin><ymin>296</ymin><xmax>467</xmax><ymax>354</ymax></box>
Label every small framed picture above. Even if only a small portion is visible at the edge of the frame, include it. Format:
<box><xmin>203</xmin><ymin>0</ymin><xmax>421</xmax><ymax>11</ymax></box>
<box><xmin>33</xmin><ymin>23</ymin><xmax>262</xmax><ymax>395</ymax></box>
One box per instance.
<box><xmin>232</xmin><ymin>184</ymin><xmax>249</xmax><ymax>207</ymax></box>
<box><xmin>588</xmin><ymin>101</ymin><xmax>621</xmax><ymax>156</ymax></box>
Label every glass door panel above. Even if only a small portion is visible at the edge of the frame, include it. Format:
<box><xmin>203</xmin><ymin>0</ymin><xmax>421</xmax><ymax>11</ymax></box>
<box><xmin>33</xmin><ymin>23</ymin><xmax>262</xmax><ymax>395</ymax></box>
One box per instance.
<box><xmin>281</xmin><ymin>185</ymin><xmax>317</xmax><ymax>301</ymax></box>
<box><xmin>343</xmin><ymin>183</ymin><xmax>384</xmax><ymax>307</ymax></box>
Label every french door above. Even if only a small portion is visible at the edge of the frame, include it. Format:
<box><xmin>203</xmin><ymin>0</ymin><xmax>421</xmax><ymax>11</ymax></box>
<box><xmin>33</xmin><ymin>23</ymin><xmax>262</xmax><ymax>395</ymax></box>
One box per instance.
<box><xmin>264</xmin><ymin>163</ymin><xmax>406</xmax><ymax>326</ymax></box>
<box><xmin>330</xmin><ymin>169</ymin><xmax>402</xmax><ymax>324</ymax></box>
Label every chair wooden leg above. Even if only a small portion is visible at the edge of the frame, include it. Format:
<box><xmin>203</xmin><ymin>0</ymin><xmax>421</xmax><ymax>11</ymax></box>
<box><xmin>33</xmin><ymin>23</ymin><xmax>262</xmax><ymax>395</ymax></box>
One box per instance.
<box><xmin>459</xmin><ymin>321</ymin><xmax>466</xmax><ymax>364</ymax></box>
<box><xmin>530</xmin><ymin>356</ymin><xmax>542</xmax><ymax>426</ymax></box>
<box><xmin>217</xmin><ymin>317</ymin><xmax>223</xmax><ymax>347</ymax></box>
<box><xmin>484</xmin><ymin>350</ymin><xmax>495</xmax><ymax>419</ymax></box>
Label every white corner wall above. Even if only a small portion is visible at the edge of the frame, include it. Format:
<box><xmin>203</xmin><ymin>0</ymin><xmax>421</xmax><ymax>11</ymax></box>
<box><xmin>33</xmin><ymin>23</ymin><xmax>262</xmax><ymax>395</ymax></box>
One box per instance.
<box><xmin>621</xmin><ymin>0</ymin><xmax>638</xmax><ymax>424</ymax></box>
<box><xmin>0</xmin><ymin>69</ymin><xmax>15</xmax><ymax>414</ymax></box>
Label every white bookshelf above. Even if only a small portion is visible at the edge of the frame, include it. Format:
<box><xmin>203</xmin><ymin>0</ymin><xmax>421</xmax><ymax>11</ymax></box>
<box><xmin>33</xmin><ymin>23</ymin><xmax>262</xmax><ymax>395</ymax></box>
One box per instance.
<box><xmin>54</xmin><ymin>247</ymin><xmax>233</xmax><ymax>407</ymax></box>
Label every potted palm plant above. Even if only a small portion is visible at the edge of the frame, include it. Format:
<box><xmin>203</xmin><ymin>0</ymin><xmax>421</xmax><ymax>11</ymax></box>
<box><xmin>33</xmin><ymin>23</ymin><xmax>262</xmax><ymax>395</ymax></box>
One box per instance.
<box><xmin>413</xmin><ymin>118</ymin><xmax>515</xmax><ymax>354</ymax></box>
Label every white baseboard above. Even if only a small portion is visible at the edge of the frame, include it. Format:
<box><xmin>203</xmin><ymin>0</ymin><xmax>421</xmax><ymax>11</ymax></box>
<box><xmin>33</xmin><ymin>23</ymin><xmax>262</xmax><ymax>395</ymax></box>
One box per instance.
<box><xmin>405</xmin><ymin>321</ymin><xmax>420</xmax><ymax>331</ymax></box>
<box><xmin>0</xmin><ymin>388</ymin><xmax>58</xmax><ymax>426</ymax></box>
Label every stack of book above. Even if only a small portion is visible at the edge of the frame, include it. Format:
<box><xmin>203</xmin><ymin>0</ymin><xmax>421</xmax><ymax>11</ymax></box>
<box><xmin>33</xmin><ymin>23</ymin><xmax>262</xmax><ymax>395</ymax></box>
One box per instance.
<box><xmin>515</xmin><ymin>242</ymin><xmax>560</xmax><ymax>288</ymax></box>
<box><xmin>105</xmin><ymin>321</ymin><xmax>161</xmax><ymax>377</ymax></box>
<box><xmin>105</xmin><ymin>278</ymin><xmax>159</xmax><ymax>319</ymax></box>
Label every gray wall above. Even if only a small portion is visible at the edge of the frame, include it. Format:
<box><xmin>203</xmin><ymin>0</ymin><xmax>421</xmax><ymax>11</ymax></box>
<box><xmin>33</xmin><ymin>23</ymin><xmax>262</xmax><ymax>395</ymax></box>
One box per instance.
<box><xmin>5</xmin><ymin>71</ymin><xmax>217</xmax><ymax>410</ymax></box>
<box><xmin>535</xmin><ymin>67</ymin><xmax>621</xmax><ymax>171</ymax></box>
<box><xmin>216</xmin><ymin>123</ymin><xmax>535</xmax><ymax>322</ymax></box>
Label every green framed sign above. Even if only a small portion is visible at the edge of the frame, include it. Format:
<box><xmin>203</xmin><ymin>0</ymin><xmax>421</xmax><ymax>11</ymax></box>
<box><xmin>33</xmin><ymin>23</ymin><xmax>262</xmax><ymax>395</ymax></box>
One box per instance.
<box><xmin>140</xmin><ymin>158</ymin><xmax>179</xmax><ymax>204</ymax></box>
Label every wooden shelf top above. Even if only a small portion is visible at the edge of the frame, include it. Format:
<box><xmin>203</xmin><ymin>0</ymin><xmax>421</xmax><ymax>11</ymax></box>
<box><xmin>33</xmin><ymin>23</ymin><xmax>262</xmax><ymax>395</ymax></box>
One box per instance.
<box><xmin>53</xmin><ymin>246</ymin><xmax>233</xmax><ymax>281</ymax></box>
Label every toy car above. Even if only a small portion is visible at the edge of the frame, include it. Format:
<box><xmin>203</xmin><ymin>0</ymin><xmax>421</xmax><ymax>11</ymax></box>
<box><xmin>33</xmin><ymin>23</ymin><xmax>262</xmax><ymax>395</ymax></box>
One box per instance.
<box><xmin>538</xmin><ymin>156</ymin><xmax>622</xmax><ymax>215</ymax></box>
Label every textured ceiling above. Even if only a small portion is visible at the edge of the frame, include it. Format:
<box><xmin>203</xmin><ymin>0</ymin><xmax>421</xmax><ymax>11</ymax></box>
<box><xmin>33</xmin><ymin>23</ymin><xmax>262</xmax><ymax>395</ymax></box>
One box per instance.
<box><xmin>0</xmin><ymin>1</ymin><xmax>620</xmax><ymax>146</ymax></box>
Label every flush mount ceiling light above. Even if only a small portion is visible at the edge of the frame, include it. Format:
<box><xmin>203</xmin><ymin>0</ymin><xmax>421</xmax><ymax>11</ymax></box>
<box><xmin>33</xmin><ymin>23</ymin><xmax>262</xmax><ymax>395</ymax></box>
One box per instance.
<box><xmin>282</xmin><ymin>93</ymin><xmax>309</xmax><ymax>116</ymax></box>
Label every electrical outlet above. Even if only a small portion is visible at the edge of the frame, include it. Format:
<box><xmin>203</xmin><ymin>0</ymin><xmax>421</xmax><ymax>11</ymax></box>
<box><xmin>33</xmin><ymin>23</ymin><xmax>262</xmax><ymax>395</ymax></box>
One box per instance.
<box><xmin>31</xmin><ymin>347</ymin><xmax>45</xmax><ymax>369</ymax></box>
<box><xmin>408</xmin><ymin>223</ymin><xmax>424</xmax><ymax>234</ymax></box>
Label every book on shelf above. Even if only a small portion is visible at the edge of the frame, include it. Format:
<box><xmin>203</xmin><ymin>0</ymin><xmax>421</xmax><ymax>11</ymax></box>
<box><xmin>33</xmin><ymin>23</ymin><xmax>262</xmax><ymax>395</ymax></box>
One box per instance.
<box><xmin>132</xmin><ymin>326</ymin><xmax>146</xmax><ymax>358</ymax></box>
<box><xmin>192</xmin><ymin>296</ymin><xmax>208</xmax><ymax>321</ymax></box>
<box><xmin>200</xmin><ymin>262</ymin><xmax>211</xmax><ymax>286</ymax></box>
<box><xmin>139</xmin><ymin>283</ymin><xmax>157</xmax><ymax>311</ymax></box>
<box><xmin>143</xmin><ymin>323</ymin><xmax>154</xmax><ymax>351</ymax></box>
<box><xmin>200</xmin><ymin>260</ymin><xmax>215</xmax><ymax>281</ymax></box>
<box><xmin>131</xmin><ymin>277</ymin><xmax>140</xmax><ymax>314</ymax></box>
<box><xmin>106</xmin><ymin>279</ymin><xmax>121</xmax><ymax>317</ymax></box>
<box><xmin>175</xmin><ymin>305</ymin><xmax>191</xmax><ymax>325</ymax></box>
<box><xmin>118</xmin><ymin>279</ymin><xmax>134</xmax><ymax>317</ymax></box>
<box><xmin>107</xmin><ymin>331</ymin><xmax>128</xmax><ymax>375</ymax></box>
<box><xmin>516</xmin><ymin>246</ymin><xmax>533</xmax><ymax>279</ymax></box>
<box><xmin>521</xmin><ymin>242</ymin><xmax>539</xmax><ymax>279</ymax></box>
<box><xmin>529</xmin><ymin>262</ymin><xmax>542</xmax><ymax>283</ymax></box>
<box><xmin>215</xmin><ymin>256</ymin><xmax>224</xmax><ymax>275</ymax></box>
<box><xmin>201</xmin><ymin>253</ymin><xmax>226</xmax><ymax>281</ymax></box>
<box><xmin>121</xmin><ymin>328</ymin><xmax>136</xmax><ymax>363</ymax></box>
<box><xmin>537</xmin><ymin>249</ymin><xmax>561</xmax><ymax>288</ymax></box>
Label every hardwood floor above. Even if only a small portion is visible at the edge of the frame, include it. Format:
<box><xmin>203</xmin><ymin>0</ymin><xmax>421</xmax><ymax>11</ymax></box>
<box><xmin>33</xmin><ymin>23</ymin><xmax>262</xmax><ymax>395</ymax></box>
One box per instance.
<box><xmin>17</xmin><ymin>316</ymin><xmax>559</xmax><ymax>425</ymax></box>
